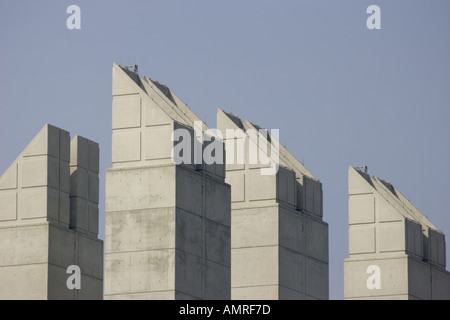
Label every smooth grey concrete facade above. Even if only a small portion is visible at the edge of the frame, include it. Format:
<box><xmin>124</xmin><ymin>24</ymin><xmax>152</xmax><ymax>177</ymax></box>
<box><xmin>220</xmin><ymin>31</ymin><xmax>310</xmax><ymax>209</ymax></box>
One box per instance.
<box><xmin>344</xmin><ymin>166</ymin><xmax>450</xmax><ymax>300</ymax></box>
<box><xmin>104</xmin><ymin>64</ymin><xmax>231</xmax><ymax>299</ymax></box>
<box><xmin>0</xmin><ymin>125</ymin><xmax>103</xmax><ymax>300</ymax></box>
<box><xmin>217</xmin><ymin>110</ymin><xmax>329</xmax><ymax>300</ymax></box>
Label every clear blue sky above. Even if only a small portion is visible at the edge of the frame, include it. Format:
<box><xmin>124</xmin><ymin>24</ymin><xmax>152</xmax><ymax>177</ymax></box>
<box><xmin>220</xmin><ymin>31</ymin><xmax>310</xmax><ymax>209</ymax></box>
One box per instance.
<box><xmin>1</xmin><ymin>1</ymin><xmax>449</xmax><ymax>300</ymax></box>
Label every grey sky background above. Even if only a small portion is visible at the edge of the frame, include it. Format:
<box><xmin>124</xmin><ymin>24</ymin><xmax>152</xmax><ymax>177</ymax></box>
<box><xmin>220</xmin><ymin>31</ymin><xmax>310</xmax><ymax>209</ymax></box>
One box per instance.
<box><xmin>1</xmin><ymin>0</ymin><xmax>449</xmax><ymax>300</ymax></box>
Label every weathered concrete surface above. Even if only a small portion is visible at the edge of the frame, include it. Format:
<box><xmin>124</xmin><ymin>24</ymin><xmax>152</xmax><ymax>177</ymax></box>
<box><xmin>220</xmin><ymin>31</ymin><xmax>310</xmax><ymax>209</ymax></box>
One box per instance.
<box><xmin>217</xmin><ymin>109</ymin><xmax>329</xmax><ymax>300</ymax></box>
<box><xmin>344</xmin><ymin>166</ymin><xmax>450</xmax><ymax>300</ymax></box>
<box><xmin>104</xmin><ymin>64</ymin><xmax>231</xmax><ymax>300</ymax></box>
<box><xmin>0</xmin><ymin>125</ymin><xmax>103</xmax><ymax>300</ymax></box>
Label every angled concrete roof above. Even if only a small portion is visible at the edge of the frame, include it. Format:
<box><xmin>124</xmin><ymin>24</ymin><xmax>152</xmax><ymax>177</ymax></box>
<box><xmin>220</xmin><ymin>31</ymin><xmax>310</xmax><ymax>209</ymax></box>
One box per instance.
<box><xmin>113</xmin><ymin>63</ymin><xmax>209</xmax><ymax>132</ymax></box>
<box><xmin>349</xmin><ymin>166</ymin><xmax>439</xmax><ymax>232</ymax></box>
<box><xmin>217</xmin><ymin>109</ymin><xmax>318</xmax><ymax>181</ymax></box>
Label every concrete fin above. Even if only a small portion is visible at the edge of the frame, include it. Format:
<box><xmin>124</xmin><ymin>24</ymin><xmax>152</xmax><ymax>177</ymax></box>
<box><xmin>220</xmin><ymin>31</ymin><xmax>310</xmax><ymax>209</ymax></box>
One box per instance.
<box><xmin>113</xmin><ymin>63</ymin><xmax>209</xmax><ymax>133</ymax></box>
<box><xmin>218</xmin><ymin>109</ymin><xmax>317</xmax><ymax>180</ymax></box>
<box><xmin>0</xmin><ymin>124</ymin><xmax>72</xmax><ymax>227</ymax></box>
<box><xmin>0</xmin><ymin>125</ymin><xmax>103</xmax><ymax>300</ymax></box>
<box><xmin>112</xmin><ymin>63</ymin><xmax>223</xmax><ymax>176</ymax></box>
<box><xmin>349</xmin><ymin>166</ymin><xmax>440</xmax><ymax>232</ymax></box>
<box><xmin>70</xmin><ymin>135</ymin><xmax>99</xmax><ymax>236</ymax></box>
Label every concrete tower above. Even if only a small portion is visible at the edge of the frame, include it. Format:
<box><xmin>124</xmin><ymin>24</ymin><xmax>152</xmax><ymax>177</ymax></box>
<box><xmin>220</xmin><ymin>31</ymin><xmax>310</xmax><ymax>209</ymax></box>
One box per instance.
<box><xmin>0</xmin><ymin>124</ymin><xmax>103</xmax><ymax>300</ymax></box>
<box><xmin>217</xmin><ymin>110</ymin><xmax>329</xmax><ymax>300</ymax></box>
<box><xmin>345</xmin><ymin>166</ymin><xmax>450</xmax><ymax>300</ymax></box>
<box><xmin>104</xmin><ymin>64</ymin><xmax>231</xmax><ymax>299</ymax></box>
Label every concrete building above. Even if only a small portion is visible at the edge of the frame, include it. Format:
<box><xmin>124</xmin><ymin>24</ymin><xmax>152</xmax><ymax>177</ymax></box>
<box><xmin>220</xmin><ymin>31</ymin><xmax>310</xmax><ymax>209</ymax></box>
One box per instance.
<box><xmin>344</xmin><ymin>166</ymin><xmax>450</xmax><ymax>300</ymax></box>
<box><xmin>217</xmin><ymin>110</ymin><xmax>329</xmax><ymax>300</ymax></box>
<box><xmin>104</xmin><ymin>64</ymin><xmax>231</xmax><ymax>299</ymax></box>
<box><xmin>0</xmin><ymin>124</ymin><xmax>103</xmax><ymax>300</ymax></box>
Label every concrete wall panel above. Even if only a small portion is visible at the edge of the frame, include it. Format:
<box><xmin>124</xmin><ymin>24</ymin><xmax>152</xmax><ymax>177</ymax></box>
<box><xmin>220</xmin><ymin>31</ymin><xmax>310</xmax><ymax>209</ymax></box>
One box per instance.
<box><xmin>349</xmin><ymin>194</ymin><xmax>375</xmax><ymax>225</ymax></box>
<box><xmin>349</xmin><ymin>226</ymin><xmax>375</xmax><ymax>254</ymax></box>
<box><xmin>176</xmin><ymin>168</ymin><xmax>203</xmax><ymax>216</ymax></box>
<box><xmin>406</xmin><ymin>219</ymin><xmax>423</xmax><ymax>258</ymax></box>
<box><xmin>205</xmin><ymin>180</ymin><xmax>231</xmax><ymax>227</ymax></box>
<box><xmin>303</xmin><ymin>177</ymin><xmax>322</xmax><ymax>216</ymax></box>
<box><xmin>47</xmin><ymin>264</ymin><xmax>76</xmax><ymax>300</ymax></box>
<box><xmin>112</xmin><ymin>96</ymin><xmax>141</xmax><ymax>129</ymax></box>
<box><xmin>227</xmin><ymin>172</ymin><xmax>245</xmax><ymax>203</ymax></box>
<box><xmin>0</xmin><ymin>224</ymin><xmax>49</xmax><ymax>266</ymax></box>
<box><xmin>408</xmin><ymin>258</ymin><xmax>431</xmax><ymax>300</ymax></box>
<box><xmin>105</xmin><ymin>250</ymin><xmax>176</xmax><ymax>296</ymax></box>
<box><xmin>344</xmin><ymin>257</ymin><xmax>408</xmax><ymax>299</ymax></box>
<box><xmin>231</xmin><ymin>207</ymin><xmax>278</xmax><ymax>249</ymax></box>
<box><xmin>106</xmin><ymin>166</ymin><xmax>176</xmax><ymax>212</ymax></box>
<box><xmin>305</xmin><ymin>217</ymin><xmax>328</xmax><ymax>263</ymax></box>
<box><xmin>48</xmin><ymin>224</ymin><xmax>75</xmax><ymax>268</ymax></box>
<box><xmin>429</xmin><ymin>229</ymin><xmax>446</xmax><ymax>267</ymax></box>
<box><xmin>205</xmin><ymin>260</ymin><xmax>230</xmax><ymax>300</ymax></box>
<box><xmin>0</xmin><ymin>264</ymin><xmax>48</xmax><ymax>300</ymax></box>
<box><xmin>88</xmin><ymin>203</ymin><xmax>99</xmax><ymax>235</ymax></box>
<box><xmin>144</xmin><ymin>125</ymin><xmax>173</xmax><ymax>160</ymax></box>
<box><xmin>231</xmin><ymin>246</ymin><xmax>278</xmax><ymax>288</ymax></box>
<box><xmin>175</xmin><ymin>209</ymin><xmax>202</xmax><ymax>257</ymax></box>
<box><xmin>77</xmin><ymin>234</ymin><xmax>103</xmax><ymax>280</ymax></box>
<box><xmin>21</xmin><ymin>156</ymin><xmax>47</xmax><ymax>188</ymax></box>
<box><xmin>205</xmin><ymin>219</ymin><xmax>230</xmax><ymax>266</ymax></box>
<box><xmin>112</xmin><ymin>130</ymin><xmax>141</xmax><ymax>163</ymax></box>
<box><xmin>279</xmin><ymin>207</ymin><xmax>303</xmax><ymax>254</ymax></box>
<box><xmin>0</xmin><ymin>191</ymin><xmax>17</xmax><ymax>221</ymax></box>
<box><xmin>277</xmin><ymin>167</ymin><xmax>296</xmax><ymax>207</ymax></box>
<box><xmin>431</xmin><ymin>267</ymin><xmax>450</xmax><ymax>299</ymax></box>
<box><xmin>305</xmin><ymin>257</ymin><xmax>328</xmax><ymax>300</ymax></box>
<box><xmin>175</xmin><ymin>250</ymin><xmax>203</xmax><ymax>299</ymax></box>
<box><xmin>77</xmin><ymin>275</ymin><xmax>103</xmax><ymax>300</ymax></box>
<box><xmin>379</xmin><ymin>222</ymin><xmax>405</xmax><ymax>253</ymax></box>
<box><xmin>279</xmin><ymin>247</ymin><xmax>303</xmax><ymax>293</ymax></box>
<box><xmin>248</xmin><ymin>172</ymin><xmax>276</xmax><ymax>201</ymax></box>
<box><xmin>106</xmin><ymin>208</ymin><xmax>175</xmax><ymax>254</ymax></box>
<box><xmin>70</xmin><ymin>197</ymin><xmax>88</xmax><ymax>232</ymax></box>
<box><xmin>18</xmin><ymin>187</ymin><xmax>48</xmax><ymax>219</ymax></box>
